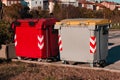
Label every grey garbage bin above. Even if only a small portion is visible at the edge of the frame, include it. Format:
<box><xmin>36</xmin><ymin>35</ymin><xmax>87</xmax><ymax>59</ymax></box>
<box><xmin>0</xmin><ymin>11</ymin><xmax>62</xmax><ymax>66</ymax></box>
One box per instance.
<box><xmin>0</xmin><ymin>43</ymin><xmax>16</xmax><ymax>59</ymax></box>
<box><xmin>55</xmin><ymin>18</ymin><xmax>110</xmax><ymax>67</ymax></box>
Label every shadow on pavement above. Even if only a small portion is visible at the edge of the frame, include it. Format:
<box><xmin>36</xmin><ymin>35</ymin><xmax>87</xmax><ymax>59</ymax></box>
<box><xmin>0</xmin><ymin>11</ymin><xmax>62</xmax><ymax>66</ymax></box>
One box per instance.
<box><xmin>106</xmin><ymin>45</ymin><xmax>120</xmax><ymax>65</ymax></box>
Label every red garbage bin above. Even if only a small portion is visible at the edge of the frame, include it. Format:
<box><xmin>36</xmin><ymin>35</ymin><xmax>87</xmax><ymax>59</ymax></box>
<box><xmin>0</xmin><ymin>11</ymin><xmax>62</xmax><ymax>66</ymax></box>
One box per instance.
<box><xmin>12</xmin><ymin>18</ymin><xmax>59</xmax><ymax>59</ymax></box>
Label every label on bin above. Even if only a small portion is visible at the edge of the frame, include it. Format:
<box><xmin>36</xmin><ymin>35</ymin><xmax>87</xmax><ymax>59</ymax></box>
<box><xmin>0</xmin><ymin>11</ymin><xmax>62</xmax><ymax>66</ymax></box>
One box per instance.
<box><xmin>58</xmin><ymin>35</ymin><xmax>63</xmax><ymax>52</ymax></box>
<box><xmin>14</xmin><ymin>34</ymin><xmax>17</xmax><ymax>47</ymax></box>
<box><xmin>90</xmin><ymin>36</ymin><xmax>96</xmax><ymax>54</ymax></box>
<box><xmin>38</xmin><ymin>35</ymin><xmax>44</xmax><ymax>50</ymax></box>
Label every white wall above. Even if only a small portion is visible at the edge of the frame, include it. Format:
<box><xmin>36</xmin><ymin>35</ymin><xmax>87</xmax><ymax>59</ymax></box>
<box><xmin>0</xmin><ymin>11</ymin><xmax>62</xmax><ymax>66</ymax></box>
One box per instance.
<box><xmin>2</xmin><ymin>0</ymin><xmax>20</xmax><ymax>6</ymax></box>
<box><xmin>24</xmin><ymin>0</ymin><xmax>44</xmax><ymax>9</ymax></box>
<box><xmin>60</xmin><ymin>0</ymin><xmax>78</xmax><ymax>7</ymax></box>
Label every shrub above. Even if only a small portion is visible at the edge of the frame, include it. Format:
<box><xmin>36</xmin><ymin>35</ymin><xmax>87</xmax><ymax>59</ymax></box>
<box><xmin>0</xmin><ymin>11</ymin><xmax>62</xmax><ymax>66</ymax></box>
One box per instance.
<box><xmin>0</xmin><ymin>20</ymin><xmax>13</xmax><ymax>44</ymax></box>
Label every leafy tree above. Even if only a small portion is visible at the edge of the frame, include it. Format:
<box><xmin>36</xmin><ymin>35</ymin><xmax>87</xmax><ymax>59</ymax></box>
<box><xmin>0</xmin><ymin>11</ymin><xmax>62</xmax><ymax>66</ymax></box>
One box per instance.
<box><xmin>0</xmin><ymin>20</ymin><xmax>12</xmax><ymax>44</ymax></box>
<box><xmin>20</xmin><ymin>6</ymin><xmax>32</xmax><ymax>19</ymax></box>
<box><xmin>53</xmin><ymin>2</ymin><xmax>63</xmax><ymax>20</ymax></box>
<box><xmin>2</xmin><ymin>3</ymin><xmax>23</xmax><ymax>23</ymax></box>
<box><xmin>30</xmin><ymin>7</ymin><xmax>49</xmax><ymax>18</ymax></box>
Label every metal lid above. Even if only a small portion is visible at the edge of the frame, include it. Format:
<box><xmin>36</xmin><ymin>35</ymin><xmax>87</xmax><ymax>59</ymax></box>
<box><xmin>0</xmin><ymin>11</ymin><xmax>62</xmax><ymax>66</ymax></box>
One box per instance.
<box><xmin>12</xmin><ymin>18</ymin><xmax>57</xmax><ymax>29</ymax></box>
<box><xmin>56</xmin><ymin>18</ymin><xmax>111</xmax><ymax>27</ymax></box>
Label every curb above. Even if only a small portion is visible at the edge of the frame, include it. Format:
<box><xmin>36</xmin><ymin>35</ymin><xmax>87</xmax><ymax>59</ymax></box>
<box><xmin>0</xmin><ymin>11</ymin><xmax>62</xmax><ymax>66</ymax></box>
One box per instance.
<box><xmin>12</xmin><ymin>59</ymin><xmax>120</xmax><ymax>73</ymax></box>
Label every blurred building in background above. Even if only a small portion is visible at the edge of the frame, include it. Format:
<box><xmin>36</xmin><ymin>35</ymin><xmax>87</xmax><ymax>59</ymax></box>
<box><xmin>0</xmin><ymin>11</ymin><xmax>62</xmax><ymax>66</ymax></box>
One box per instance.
<box><xmin>2</xmin><ymin>0</ymin><xmax>20</xmax><ymax>6</ymax></box>
<box><xmin>1</xmin><ymin>0</ymin><xmax>120</xmax><ymax>11</ymax></box>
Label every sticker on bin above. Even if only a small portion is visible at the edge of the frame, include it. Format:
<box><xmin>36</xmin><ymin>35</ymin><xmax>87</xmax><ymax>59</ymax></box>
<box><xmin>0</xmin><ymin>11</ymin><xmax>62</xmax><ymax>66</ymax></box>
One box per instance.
<box><xmin>38</xmin><ymin>35</ymin><xmax>44</xmax><ymax>50</ymax></box>
<box><xmin>58</xmin><ymin>35</ymin><xmax>63</xmax><ymax>52</ymax></box>
<box><xmin>14</xmin><ymin>34</ymin><xmax>17</xmax><ymax>47</ymax></box>
<box><xmin>90</xmin><ymin>36</ymin><xmax>96</xmax><ymax>54</ymax></box>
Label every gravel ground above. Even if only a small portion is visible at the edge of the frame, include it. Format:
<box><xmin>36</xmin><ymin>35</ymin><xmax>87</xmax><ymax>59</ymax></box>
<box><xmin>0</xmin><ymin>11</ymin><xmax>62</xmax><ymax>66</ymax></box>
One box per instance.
<box><xmin>0</xmin><ymin>61</ymin><xmax>120</xmax><ymax>80</ymax></box>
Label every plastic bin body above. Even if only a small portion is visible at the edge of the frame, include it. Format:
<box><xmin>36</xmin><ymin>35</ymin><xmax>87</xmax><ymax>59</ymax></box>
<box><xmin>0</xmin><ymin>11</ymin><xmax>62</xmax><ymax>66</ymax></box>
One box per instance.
<box><xmin>55</xmin><ymin>18</ymin><xmax>110</xmax><ymax>63</ymax></box>
<box><xmin>13</xmin><ymin>18</ymin><xmax>59</xmax><ymax>59</ymax></box>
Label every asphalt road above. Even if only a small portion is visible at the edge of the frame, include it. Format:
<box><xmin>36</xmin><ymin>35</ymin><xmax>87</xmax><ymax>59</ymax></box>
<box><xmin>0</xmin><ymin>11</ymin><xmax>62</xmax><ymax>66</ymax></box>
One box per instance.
<box><xmin>105</xmin><ymin>30</ymin><xmax>120</xmax><ymax>70</ymax></box>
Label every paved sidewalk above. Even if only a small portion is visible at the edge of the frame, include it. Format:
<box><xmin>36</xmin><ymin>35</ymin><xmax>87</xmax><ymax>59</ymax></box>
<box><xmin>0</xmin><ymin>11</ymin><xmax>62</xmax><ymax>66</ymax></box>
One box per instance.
<box><xmin>105</xmin><ymin>60</ymin><xmax>120</xmax><ymax>70</ymax></box>
<box><xmin>105</xmin><ymin>30</ymin><xmax>120</xmax><ymax>70</ymax></box>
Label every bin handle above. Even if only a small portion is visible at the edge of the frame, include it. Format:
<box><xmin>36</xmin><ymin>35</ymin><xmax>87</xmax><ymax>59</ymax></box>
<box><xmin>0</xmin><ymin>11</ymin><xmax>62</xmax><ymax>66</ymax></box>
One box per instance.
<box><xmin>79</xmin><ymin>22</ymin><xmax>89</xmax><ymax>26</ymax></box>
<box><xmin>11</xmin><ymin>21</ymin><xmax>21</xmax><ymax>30</ymax></box>
<box><xmin>29</xmin><ymin>21</ymin><xmax>36</xmax><ymax>27</ymax></box>
<box><xmin>60</xmin><ymin>22</ymin><xmax>89</xmax><ymax>27</ymax></box>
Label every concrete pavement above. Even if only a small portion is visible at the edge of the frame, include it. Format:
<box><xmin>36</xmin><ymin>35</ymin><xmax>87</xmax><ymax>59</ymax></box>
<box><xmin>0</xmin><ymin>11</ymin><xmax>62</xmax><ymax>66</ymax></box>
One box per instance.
<box><xmin>105</xmin><ymin>30</ymin><xmax>120</xmax><ymax>70</ymax></box>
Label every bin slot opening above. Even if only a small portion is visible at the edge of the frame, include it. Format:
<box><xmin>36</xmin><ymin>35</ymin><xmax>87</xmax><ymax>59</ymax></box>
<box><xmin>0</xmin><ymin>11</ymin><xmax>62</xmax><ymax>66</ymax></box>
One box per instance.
<box><xmin>14</xmin><ymin>21</ymin><xmax>21</xmax><ymax>27</ymax></box>
<box><xmin>12</xmin><ymin>21</ymin><xmax>21</xmax><ymax>30</ymax></box>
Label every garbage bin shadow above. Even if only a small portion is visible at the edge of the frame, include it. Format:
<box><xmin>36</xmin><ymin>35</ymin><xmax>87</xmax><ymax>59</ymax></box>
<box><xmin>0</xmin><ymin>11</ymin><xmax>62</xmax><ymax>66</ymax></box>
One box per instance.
<box><xmin>106</xmin><ymin>45</ymin><xmax>120</xmax><ymax>65</ymax></box>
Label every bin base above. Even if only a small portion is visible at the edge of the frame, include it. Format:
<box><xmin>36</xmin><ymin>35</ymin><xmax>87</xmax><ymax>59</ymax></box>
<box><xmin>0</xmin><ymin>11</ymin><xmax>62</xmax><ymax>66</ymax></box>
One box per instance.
<box><xmin>93</xmin><ymin>60</ymin><xmax>107</xmax><ymax>67</ymax></box>
<box><xmin>61</xmin><ymin>60</ymin><xmax>107</xmax><ymax>67</ymax></box>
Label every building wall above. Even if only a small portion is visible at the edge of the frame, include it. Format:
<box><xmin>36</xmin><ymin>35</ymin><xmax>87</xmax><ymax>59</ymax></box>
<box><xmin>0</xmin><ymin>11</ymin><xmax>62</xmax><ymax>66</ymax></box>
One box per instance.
<box><xmin>24</xmin><ymin>0</ymin><xmax>48</xmax><ymax>9</ymax></box>
<box><xmin>2</xmin><ymin>0</ymin><xmax>20</xmax><ymax>6</ymax></box>
<box><xmin>2</xmin><ymin>0</ymin><xmax>48</xmax><ymax>10</ymax></box>
<box><xmin>59</xmin><ymin>0</ymin><xmax>78</xmax><ymax>7</ymax></box>
<box><xmin>101</xmin><ymin>1</ymin><xmax>116</xmax><ymax>10</ymax></box>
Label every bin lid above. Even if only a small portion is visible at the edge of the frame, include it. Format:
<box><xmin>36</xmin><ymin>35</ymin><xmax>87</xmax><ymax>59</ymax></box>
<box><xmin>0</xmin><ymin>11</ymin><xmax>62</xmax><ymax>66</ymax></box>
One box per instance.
<box><xmin>55</xmin><ymin>18</ymin><xmax>111</xmax><ymax>27</ymax></box>
<box><xmin>12</xmin><ymin>18</ymin><xmax>57</xmax><ymax>29</ymax></box>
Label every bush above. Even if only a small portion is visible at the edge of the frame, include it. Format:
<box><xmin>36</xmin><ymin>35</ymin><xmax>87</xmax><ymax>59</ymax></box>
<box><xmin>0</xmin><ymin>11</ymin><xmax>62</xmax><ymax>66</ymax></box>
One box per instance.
<box><xmin>0</xmin><ymin>20</ymin><xmax>13</xmax><ymax>44</ymax></box>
